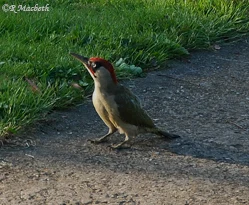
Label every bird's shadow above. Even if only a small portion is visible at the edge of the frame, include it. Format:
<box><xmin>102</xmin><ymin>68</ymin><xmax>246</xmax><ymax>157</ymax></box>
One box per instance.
<box><xmin>129</xmin><ymin>135</ymin><xmax>249</xmax><ymax>167</ymax></box>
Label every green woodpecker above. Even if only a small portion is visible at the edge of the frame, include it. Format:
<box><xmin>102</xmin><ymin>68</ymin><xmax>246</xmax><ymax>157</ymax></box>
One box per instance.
<box><xmin>71</xmin><ymin>53</ymin><xmax>180</xmax><ymax>148</ymax></box>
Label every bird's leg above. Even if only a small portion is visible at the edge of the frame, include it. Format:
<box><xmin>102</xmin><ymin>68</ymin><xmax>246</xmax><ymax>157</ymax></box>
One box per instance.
<box><xmin>88</xmin><ymin>128</ymin><xmax>117</xmax><ymax>144</ymax></box>
<box><xmin>110</xmin><ymin>134</ymin><xmax>131</xmax><ymax>149</ymax></box>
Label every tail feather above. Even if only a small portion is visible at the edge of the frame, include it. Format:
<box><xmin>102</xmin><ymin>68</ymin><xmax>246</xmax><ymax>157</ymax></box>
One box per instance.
<box><xmin>155</xmin><ymin>129</ymin><xmax>180</xmax><ymax>139</ymax></box>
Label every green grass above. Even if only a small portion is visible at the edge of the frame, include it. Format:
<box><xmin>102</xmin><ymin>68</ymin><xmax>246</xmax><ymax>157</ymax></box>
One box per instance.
<box><xmin>0</xmin><ymin>0</ymin><xmax>249</xmax><ymax>138</ymax></box>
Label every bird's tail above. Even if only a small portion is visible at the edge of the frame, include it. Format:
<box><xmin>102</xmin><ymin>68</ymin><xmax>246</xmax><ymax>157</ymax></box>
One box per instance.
<box><xmin>153</xmin><ymin>128</ymin><xmax>180</xmax><ymax>139</ymax></box>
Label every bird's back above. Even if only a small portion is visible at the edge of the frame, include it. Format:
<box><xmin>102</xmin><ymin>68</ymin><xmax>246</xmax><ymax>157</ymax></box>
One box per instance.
<box><xmin>113</xmin><ymin>85</ymin><xmax>155</xmax><ymax>129</ymax></box>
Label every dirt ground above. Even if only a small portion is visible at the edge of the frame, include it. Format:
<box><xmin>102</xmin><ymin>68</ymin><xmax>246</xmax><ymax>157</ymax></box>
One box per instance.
<box><xmin>1</xmin><ymin>38</ymin><xmax>249</xmax><ymax>205</ymax></box>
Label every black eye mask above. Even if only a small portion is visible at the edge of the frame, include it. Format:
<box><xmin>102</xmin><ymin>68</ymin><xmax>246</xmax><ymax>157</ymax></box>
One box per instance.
<box><xmin>90</xmin><ymin>61</ymin><xmax>102</xmax><ymax>72</ymax></box>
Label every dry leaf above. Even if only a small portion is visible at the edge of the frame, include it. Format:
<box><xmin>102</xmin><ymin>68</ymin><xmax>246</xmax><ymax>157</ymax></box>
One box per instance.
<box><xmin>71</xmin><ymin>83</ymin><xmax>83</xmax><ymax>90</ymax></box>
<box><xmin>24</xmin><ymin>77</ymin><xmax>41</xmax><ymax>93</ymax></box>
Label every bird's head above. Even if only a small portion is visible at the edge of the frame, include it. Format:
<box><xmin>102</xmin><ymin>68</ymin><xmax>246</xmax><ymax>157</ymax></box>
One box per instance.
<box><xmin>70</xmin><ymin>53</ymin><xmax>118</xmax><ymax>85</ymax></box>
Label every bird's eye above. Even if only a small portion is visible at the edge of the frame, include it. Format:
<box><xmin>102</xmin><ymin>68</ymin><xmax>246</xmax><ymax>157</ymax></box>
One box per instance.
<box><xmin>91</xmin><ymin>62</ymin><xmax>96</xmax><ymax>68</ymax></box>
<box><xmin>89</xmin><ymin>61</ymin><xmax>101</xmax><ymax>72</ymax></box>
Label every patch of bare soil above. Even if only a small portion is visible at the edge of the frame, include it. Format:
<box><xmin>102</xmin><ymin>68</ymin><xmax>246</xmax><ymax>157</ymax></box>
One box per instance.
<box><xmin>1</xmin><ymin>38</ymin><xmax>249</xmax><ymax>205</ymax></box>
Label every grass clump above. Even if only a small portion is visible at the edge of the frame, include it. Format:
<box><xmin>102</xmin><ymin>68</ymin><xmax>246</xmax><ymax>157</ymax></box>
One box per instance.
<box><xmin>0</xmin><ymin>0</ymin><xmax>249</xmax><ymax>138</ymax></box>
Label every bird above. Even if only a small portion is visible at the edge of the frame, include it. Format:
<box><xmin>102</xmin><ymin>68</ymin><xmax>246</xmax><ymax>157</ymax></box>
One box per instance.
<box><xmin>70</xmin><ymin>53</ymin><xmax>180</xmax><ymax>148</ymax></box>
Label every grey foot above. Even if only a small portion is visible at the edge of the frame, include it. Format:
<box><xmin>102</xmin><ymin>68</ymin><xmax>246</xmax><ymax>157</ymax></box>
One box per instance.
<box><xmin>87</xmin><ymin>135</ymin><xmax>109</xmax><ymax>144</ymax></box>
<box><xmin>109</xmin><ymin>135</ymin><xmax>131</xmax><ymax>149</ymax></box>
<box><xmin>88</xmin><ymin>129</ymin><xmax>117</xmax><ymax>144</ymax></box>
<box><xmin>109</xmin><ymin>143</ymin><xmax>131</xmax><ymax>149</ymax></box>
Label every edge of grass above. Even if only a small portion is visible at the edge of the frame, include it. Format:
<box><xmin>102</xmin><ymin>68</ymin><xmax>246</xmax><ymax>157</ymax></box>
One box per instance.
<box><xmin>1</xmin><ymin>0</ymin><xmax>249</xmax><ymax>138</ymax></box>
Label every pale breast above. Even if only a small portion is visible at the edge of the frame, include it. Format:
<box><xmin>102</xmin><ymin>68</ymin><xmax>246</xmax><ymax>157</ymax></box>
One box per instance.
<box><xmin>93</xmin><ymin>88</ymin><xmax>139</xmax><ymax>136</ymax></box>
<box><xmin>92</xmin><ymin>90</ymin><xmax>111</xmax><ymax>125</ymax></box>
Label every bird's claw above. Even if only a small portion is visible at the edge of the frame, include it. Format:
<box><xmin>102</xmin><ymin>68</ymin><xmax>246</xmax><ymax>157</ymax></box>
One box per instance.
<box><xmin>108</xmin><ymin>144</ymin><xmax>120</xmax><ymax>149</ymax></box>
<box><xmin>108</xmin><ymin>143</ymin><xmax>131</xmax><ymax>149</ymax></box>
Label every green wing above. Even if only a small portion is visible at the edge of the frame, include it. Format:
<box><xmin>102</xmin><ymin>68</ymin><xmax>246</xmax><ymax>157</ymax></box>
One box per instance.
<box><xmin>114</xmin><ymin>85</ymin><xmax>155</xmax><ymax>128</ymax></box>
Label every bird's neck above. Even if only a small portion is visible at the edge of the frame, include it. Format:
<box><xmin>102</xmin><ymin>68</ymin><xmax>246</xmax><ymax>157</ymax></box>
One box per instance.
<box><xmin>94</xmin><ymin>80</ymin><xmax>117</xmax><ymax>94</ymax></box>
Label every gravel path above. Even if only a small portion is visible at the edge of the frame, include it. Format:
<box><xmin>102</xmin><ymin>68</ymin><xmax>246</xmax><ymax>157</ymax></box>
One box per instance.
<box><xmin>1</xmin><ymin>38</ymin><xmax>249</xmax><ymax>205</ymax></box>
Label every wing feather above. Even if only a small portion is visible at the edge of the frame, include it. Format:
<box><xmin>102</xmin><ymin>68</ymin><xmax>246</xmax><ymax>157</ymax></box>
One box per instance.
<box><xmin>114</xmin><ymin>85</ymin><xmax>155</xmax><ymax>128</ymax></box>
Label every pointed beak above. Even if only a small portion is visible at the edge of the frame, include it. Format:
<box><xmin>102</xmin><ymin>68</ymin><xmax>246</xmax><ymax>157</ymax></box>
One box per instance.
<box><xmin>70</xmin><ymin>53</ymin><xmax>89</xmax><ymax>66</ymax></box>
<box><xmin>70</xmin><ymin>52</ymin><xmax>96</xmax><ymax>78</ymax></box>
